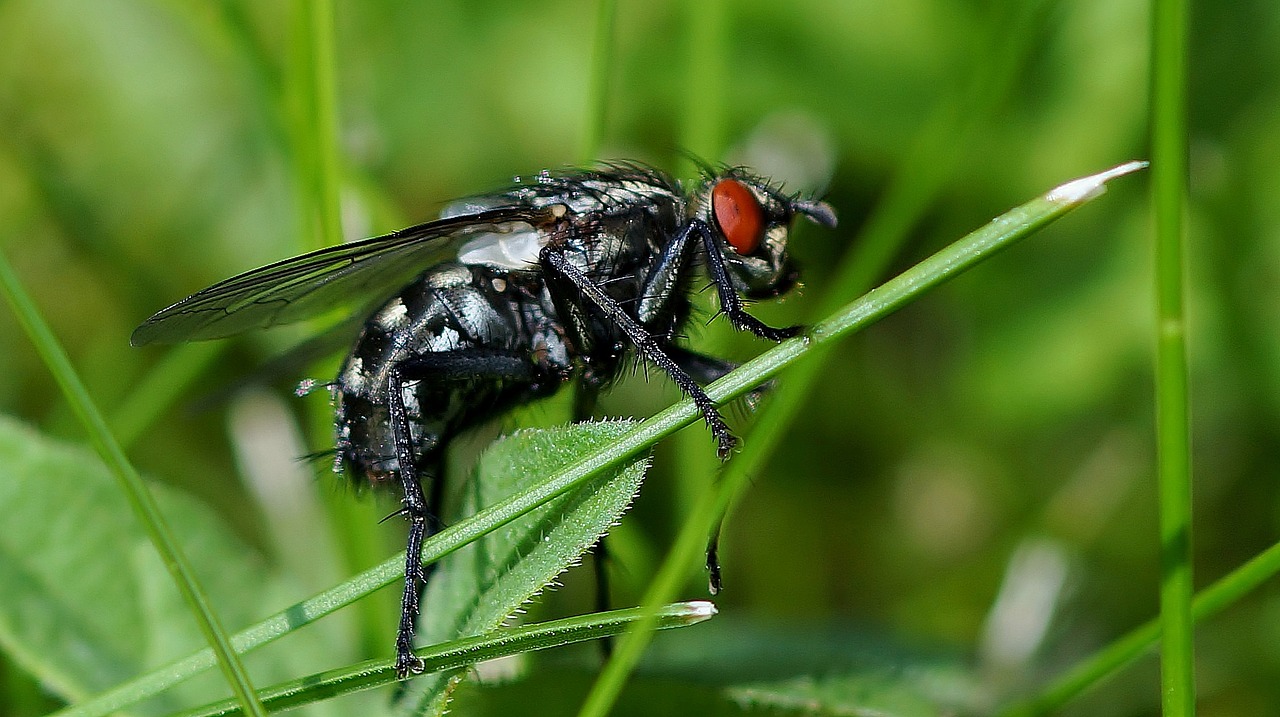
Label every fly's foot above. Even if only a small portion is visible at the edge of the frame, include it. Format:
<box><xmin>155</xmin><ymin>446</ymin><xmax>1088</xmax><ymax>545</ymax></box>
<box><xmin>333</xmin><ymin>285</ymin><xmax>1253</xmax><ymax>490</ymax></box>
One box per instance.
<box><xmin>395</xmin><ymin>651</ymin><xmax>425</xmax><ymax>679</ymax></box>
<box><xmin>715</xmin><ymin>431</ymin><xmax>738</xmax><ymax>460</ymax></box>
<box><xmin>730</xmin><ymin>312</ymin><xmax>801</xmax><ymax>343</ymax></box>
<box><xmin>759</xmin><ymin>323</ymin><xmax>801</xmax><ymax>342</ymax></box>
<box><xmin>706</xmin><ymin>548</ymin><xmax>723</xmax><ymax>595</ymax></box>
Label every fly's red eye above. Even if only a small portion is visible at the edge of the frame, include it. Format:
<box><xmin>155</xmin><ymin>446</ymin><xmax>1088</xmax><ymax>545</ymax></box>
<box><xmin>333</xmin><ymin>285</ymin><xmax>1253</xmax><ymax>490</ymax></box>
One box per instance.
<box><xmin>712</xmin><ymin>179</ymin><xmax>765</xmax><ymax>255</ymax></box>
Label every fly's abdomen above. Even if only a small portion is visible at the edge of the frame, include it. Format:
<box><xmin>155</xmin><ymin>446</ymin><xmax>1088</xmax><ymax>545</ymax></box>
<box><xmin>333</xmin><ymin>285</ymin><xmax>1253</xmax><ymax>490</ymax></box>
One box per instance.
<box><xmin>333</xmin><ymin>264</ymin><xmax>567</xmax><ymax>487</ymax></box>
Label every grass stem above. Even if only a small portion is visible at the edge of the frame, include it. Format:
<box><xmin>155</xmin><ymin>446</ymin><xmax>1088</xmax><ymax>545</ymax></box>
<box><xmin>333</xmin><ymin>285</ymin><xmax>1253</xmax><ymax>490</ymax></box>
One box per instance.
<box><xmin>1151</xmin><ymin>0</ymin><xmax>1195</xmax><ymax>712</ymax></box>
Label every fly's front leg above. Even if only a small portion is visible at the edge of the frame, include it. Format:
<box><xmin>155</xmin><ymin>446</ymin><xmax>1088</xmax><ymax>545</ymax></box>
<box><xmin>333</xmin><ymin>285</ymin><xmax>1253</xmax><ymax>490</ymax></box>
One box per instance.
<box><xmin>665</xmin><ymin>346</ymin><xmax>755</xmax><ymax>596</ymax></box>
<box><xmin>387</xmin><ymin>349</ymin><xmax>540</xmax><ymax>679</ymax></box>
<box><xmin>541</xmin><ymin>247</ymin><xmax>736</xmax><ymax>458</ymax></box>
<box><xmin>635</xmin><ymin>218</ymin><xmax>700</xmax><ymax>330</ymax></box>
<box><xmin>692</xmin><ymin>219</ymin><xmax>801</xmax><ymax>342</ymax></box>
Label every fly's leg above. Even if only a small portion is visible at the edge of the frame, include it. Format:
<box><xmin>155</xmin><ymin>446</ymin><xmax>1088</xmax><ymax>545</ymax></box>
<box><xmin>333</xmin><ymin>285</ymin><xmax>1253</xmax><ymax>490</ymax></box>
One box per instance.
<box><xmin>642</xmin><ymin>220</ymin><xmax>797</xmax><ymax>579</ymax></box>
<box><xmin>634</xmin><ymin>218</ymin><xmax>700</xmax><ymax>329</ymax></box>
<box><xmin>387</xmin><ymin>364</ymin><xmax>431</xmax><ymax>679</ymax></box>
<box><xmin>666</xmin><ymin>346</ymin><xmax>754</xmax><ymax>596</ymax></box>
<box><xmin>541</xmin><ymin>248</ymin><xmax>737</xmax><ymax>458</ymax></box>
<box><xmin>386</xmin><ymin>350</ymin><xmax>540</xmax><ymax>679</ymax></box>
<box><xmin>691</xmin><ymin>219</ymin><xmax>801</xmax><ymax>342</ymax></box>
<box><xmin>571</xmin><ymin>379</ymin><xmax>616</xmax><ymax>655</ymax></box>
<box><xmin>668</xmin><ymin>345</ymin><xmax>736</xmax><ymax>384</ymax></box>
<box><xmin>706</xmin><ymin>520</ymin><xmax>726</xmax><ymax>595</ymax></box>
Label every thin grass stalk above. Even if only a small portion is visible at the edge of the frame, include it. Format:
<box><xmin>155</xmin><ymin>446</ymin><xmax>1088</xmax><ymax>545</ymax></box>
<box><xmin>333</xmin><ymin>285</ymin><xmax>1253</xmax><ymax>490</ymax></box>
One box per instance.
<box><xmin>677</xmin><ymin>0</ymin><xmax>726</xmax><ymax>178</ymax></box>
<box><xmin>580</xmin><ymin>0</ymin><xmax>616</xmax><ymax>164</ymax></box>
<box><xmin>1151</xmin><ymin>0</ymin><xmax>1195</xmax><ymax>713</ymax></box>
<box><xmin>0</xmin><ymin>253</ymin><xmax>267</xmax><ymax>717</ymax></box>
<box><xmin>172</xmin><ymin>602</ymin><xmax>714</xmax><ymax>717</ymax></box>
<box><xmin>307</xmin><ymin>0</ymin><xmax>343</xmax><ymax>252</ymax></box>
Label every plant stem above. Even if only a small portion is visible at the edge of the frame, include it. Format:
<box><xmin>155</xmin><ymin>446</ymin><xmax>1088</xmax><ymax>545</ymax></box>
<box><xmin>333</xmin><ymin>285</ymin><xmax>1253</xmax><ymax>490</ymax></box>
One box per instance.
<box><xmin>581</xmin><ymin>0</ymin><xmax>616</xmax><ymax>164</ymax></box>
<box><xmin>1151</xmin><ymin>0</ymin><xmax>1195</xmax><ymax>712</ymax></box>
<box><xmin>0</xmin><ymin>254</ymin><xmax>266</xmax><ymax>717</ymax></box>
<box><xmin>170</xmin><ymin>602</ymin><xmax>715</xmax><ymax>717</ymax></box>
<box><xmin>677</xmin><ymin>0</ymin><xmax>726</xmax><ymax>178</ymax></box>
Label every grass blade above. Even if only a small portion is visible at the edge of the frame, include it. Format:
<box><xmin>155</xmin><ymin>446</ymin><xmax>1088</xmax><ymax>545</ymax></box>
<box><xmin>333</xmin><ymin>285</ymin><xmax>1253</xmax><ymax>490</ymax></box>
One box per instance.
<box><xmin>286</xmin><ymin>0</ymin><xmax>343</xmax><ymax>252</ymax></box>
<box><xmin>1151</xmin><ymin>0</ymin><xmax>1195</xmax><ymax>712</ymax></box>
<box><xmin>678</xmin><ymin>0</ymin><xmax>727</xmax><ymax>176</ymax></box>
<box><xmin>171</xmin><ymin>602</ymin><xmax>715</xmax><ymax>717</ymax></box>
<box><xmin>580</xmin><ymin>0</ymin><xmax>616</xmax><ymax>164</ymax></box>
<box><xmin>0</xmin><ymin>255</ymin><xmax>266</xmax><ymax>717</ymax></box>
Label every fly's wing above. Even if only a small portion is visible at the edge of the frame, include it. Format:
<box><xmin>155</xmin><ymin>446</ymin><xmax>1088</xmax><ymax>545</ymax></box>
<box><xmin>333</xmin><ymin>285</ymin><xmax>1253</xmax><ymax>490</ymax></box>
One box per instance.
<box><xmin>130</xmin><ymin>207</ymin><xmax>556</xmax><ymax>346</ymax></box>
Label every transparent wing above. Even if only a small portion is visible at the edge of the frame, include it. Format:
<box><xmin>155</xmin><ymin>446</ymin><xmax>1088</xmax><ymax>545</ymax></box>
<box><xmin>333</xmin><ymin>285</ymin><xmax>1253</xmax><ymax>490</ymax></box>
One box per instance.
<box><xmin>131</xmin><ymin>207</ymin><xmax>555</xmax><ymax>345</ymax></box>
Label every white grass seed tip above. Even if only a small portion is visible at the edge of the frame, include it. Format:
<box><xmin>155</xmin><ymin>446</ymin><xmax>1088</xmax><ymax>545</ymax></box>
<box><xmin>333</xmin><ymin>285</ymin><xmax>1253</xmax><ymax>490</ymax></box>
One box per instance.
<box><xmin>1045</xmin><ymin>160</ymin><xmax>1149</xmax><ymax>204</ymax></box>
<box><xmin>675</xmin><ymin>600</ymin><xmax>719</xmax><ymax>624</ymax></box>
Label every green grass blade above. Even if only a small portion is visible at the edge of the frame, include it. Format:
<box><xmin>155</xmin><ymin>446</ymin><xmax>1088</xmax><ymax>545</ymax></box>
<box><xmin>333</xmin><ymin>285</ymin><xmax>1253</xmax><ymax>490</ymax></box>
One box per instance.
<box><xmin>170</xmin><ymin>602</ymin><xmax>715</xmax><ymax>717</ymax></box>
<box><xmin>573</xmin><ymin>162</ymin><xmax>1149</xmax><ymax>717</ymax></box>
<box><xmin>677</xmin><ymin>0</ymin><xmax>726</xmax><ymax>177</ymax></box>
<box><xmin>997</xmin><ymin>540</ymin><xmax>1280</xmax><ymax>716</ymax></box>
<box><xmin>0</xmin><ymin>254</ymin><xmax>266</xmax><ymax>717</ymax></box>
<box><xmin>306</xmin><ymin>0</ymin><xmax>343</xmax><ymax>251</ymax></box>
<box><xmin>285</xmin><ymin>0</ymin><xmax>343</xmax><ymax>253</ymax></box>
<box><xmin>1151</xmin><ymin>0</ymin><xmax>1195</xmax><ymax>713</ymax></box>
<box><xmin>580</xmin><ymin>0</ymin><xmax>616</xmax><ymax>164</ymax></box>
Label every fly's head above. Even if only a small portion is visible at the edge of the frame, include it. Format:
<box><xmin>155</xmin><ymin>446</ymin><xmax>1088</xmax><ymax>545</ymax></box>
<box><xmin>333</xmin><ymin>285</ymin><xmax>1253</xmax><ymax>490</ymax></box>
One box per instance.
<box><xmin>696</xmin><ymin>169</ymin><xmax>838</xmax><ymax>298</ymax></box>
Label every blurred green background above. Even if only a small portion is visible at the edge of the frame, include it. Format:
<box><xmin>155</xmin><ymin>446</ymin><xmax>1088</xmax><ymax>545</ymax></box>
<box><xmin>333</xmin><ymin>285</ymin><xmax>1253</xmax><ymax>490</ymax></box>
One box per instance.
<box><xmin>0</xmin><ymin>0</ymin><xmax>1276</xmax><ymax>715</ymax></box>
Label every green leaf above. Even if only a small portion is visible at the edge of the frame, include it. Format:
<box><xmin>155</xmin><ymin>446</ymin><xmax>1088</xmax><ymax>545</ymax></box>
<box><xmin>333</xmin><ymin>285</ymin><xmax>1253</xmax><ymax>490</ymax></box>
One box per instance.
<box><xmin>396</xmin><ymin>420</ymin><xmax>651</xmax><ymax>716</ymax></box>
<box><xmin>0</xmin><ymin>415</ymin><xmax>357</xmax><ymax>716</ymax></box>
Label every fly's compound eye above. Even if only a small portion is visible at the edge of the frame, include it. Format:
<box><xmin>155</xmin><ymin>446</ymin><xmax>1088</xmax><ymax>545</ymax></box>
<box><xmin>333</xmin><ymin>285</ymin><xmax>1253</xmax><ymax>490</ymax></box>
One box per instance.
<box><xmin>712</xmin><ymin>178</ymin><xmax>765</xmax><ymax>255</ymax></box>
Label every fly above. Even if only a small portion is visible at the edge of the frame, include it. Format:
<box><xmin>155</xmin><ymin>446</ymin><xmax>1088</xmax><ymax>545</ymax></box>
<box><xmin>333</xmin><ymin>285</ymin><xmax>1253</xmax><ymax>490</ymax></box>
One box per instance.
<box><xmin>131</xmin><ymin>162</ymin><xmax>837</xmax><ymax>677</ymax></box>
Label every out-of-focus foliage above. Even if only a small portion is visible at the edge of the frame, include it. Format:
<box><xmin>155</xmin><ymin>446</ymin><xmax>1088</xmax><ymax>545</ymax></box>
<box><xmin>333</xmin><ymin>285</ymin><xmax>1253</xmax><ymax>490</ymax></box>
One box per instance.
<box><xmin>0</xmin><ymin>1</ymin><xmax>1274</xmax><ymax>715</ymax></box>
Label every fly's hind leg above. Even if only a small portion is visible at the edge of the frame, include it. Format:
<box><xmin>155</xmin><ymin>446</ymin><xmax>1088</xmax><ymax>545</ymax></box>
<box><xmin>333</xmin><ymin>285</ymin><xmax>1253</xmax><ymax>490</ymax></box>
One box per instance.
<box><xmin>386</xmin><ymin>349</ymin><xmax>540</xmax><ymax>679</ymax></box>
<box><xmin>664</xmin><ymin>346</ymin><xmax>737</xmax><ymax>594</ymax></box>
<box><xmin>665</xmin><ymin>346</ymin><xmax>780</xmax><ymax>594</ymax></box>
<box><xmin>386</xmin><ymin>364</ymin><xmax>430</xmax><ymax>678</ymax></box>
